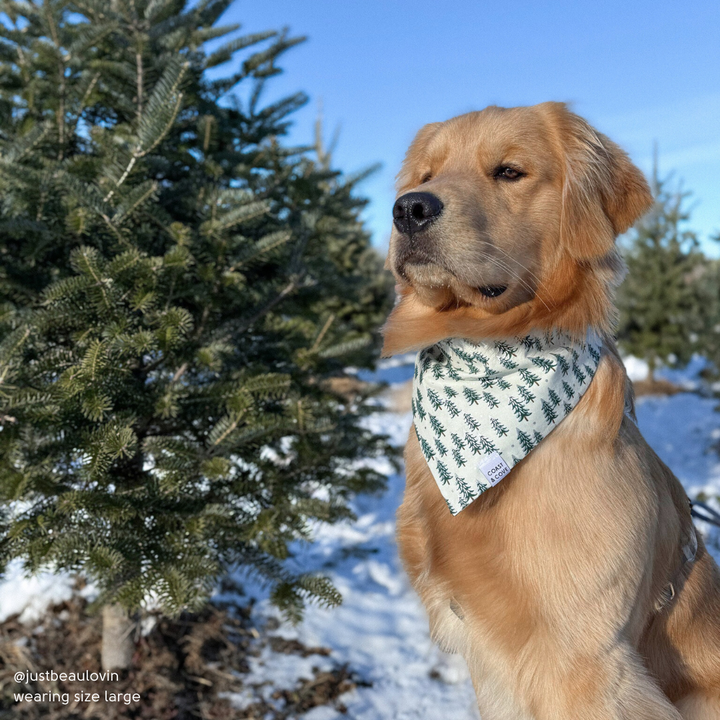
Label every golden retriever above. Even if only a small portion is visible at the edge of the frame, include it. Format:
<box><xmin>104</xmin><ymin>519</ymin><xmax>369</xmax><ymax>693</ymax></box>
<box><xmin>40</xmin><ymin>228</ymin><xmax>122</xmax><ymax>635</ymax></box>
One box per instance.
<box><xmin>382</xmin><ymin>102</ymin><xmax>720</xmax><ymax>719</ymax></box>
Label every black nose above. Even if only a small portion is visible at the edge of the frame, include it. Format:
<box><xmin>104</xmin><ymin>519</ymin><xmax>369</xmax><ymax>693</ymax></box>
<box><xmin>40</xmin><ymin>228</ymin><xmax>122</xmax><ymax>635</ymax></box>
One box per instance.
<box><xmin>393</xmin><ymin>192</ymin><xmax>444</xmax><ymax>235</ymax></box>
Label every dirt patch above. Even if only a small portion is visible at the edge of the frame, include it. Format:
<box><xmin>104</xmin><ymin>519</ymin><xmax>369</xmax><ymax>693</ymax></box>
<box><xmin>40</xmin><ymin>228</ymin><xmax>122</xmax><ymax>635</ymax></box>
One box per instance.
<box><xmin>0</xmin><ymin>580</ymin><xmax>369</xmax><ymax>719</ymax></box>
<box><xmin>631</xmin><ymin>378</ymin><xmax>685</xmax><ymax>397</ymax></box>
<box><xmin>386</xmin><ymin>379</ymin><xmax>413</xmax><ymax>414</ymax></box>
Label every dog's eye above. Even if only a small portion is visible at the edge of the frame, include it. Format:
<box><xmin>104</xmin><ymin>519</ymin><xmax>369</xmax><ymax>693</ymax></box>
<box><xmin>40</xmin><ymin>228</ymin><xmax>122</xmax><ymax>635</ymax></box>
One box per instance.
<box><xmin>420</xmin><ymin>173</ymin><xmax>432</xmax><ymax>184</ymax></box>
<box><xmin>493</xmin><ymin>166</ymin><xmax>524</xmax><ymax>181</ymax></box>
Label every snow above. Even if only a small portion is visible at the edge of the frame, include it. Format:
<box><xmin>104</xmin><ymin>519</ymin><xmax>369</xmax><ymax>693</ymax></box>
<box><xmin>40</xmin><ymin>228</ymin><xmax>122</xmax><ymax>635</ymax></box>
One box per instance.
<box><xmin>0</xmin><ymin>561</ymin><xmax>77</xmax><ymax>625</ymax></box>
<box><xmin>2</xmin><ymin>352</ymin><xmax>720</xmax><ymax>719</ymax></box>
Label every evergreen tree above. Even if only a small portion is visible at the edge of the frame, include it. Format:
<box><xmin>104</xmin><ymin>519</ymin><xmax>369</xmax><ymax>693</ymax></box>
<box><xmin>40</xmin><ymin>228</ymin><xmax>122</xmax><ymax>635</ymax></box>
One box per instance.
<box><xmin>0</xmin><ymin>0</ymin><xmax>393</xmax><ymax>666</ymax></box>
<box><xmin>616</xmin><ymin>150</ymin><xmax>707</xmax><ymax>381</ymax></box>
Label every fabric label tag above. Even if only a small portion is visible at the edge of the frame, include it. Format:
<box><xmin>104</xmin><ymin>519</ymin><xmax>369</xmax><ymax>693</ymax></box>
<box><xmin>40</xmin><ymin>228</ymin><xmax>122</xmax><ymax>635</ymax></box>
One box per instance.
<box><xmin>478</xmin><ymin>452</ymin><xmax>511</xmax><ymax>487</ymax></box>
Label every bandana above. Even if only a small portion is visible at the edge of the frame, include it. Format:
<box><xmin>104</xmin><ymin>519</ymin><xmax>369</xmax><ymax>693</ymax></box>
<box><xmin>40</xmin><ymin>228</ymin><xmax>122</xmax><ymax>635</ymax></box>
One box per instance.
<box><xmin>412</xmin><ymin>331</ymin><xmax>603</xmax><ymax>515</ymax></box>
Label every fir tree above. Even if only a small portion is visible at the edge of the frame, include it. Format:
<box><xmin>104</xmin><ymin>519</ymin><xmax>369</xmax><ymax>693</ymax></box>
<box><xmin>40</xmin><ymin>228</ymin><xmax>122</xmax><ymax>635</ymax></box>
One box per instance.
<box><xmin>434</xmin><ymin>437</ymin><xmax>448</xmax><ymax>457</ymax></box>
<box><xmin>465</xmin><ymin>433</ymin><xmax>483</xmax><ymax>455</ymax></box>
<box><xmin>517</xmin><ymin>385</ymin><xmax>536</xmax><ymax>404</ymax></box>
<box><xmin>463</xmin><ymin>413</ymin><xmax>481</xmax><ymax>432</ymax></box>
<box><xmin>445</xmin><ymin>400</ymin><xmax>461</xmax><ymax>418</ymax></box>
<box><xmin>494</xmin><ymin>340</ymin><xmax>516</xmax><ymax>357</ymax></box>
<box><xmin>517</xmin><ymin>429</ymin><xmax>534</xmax><ymax>453</ymax></box>
<box><xmin>443</xmin><ymin>385</ymin><xmax>458</xmax><ymax>398</ymax></box>
<box><xmin>455</xmin><ymin>475</ymin><xmax>474</xmax><ymax>505</ymax></box>
<box><xmin>572</xmin><ymin>363</ymin><xmax>587</xmax><ymax>385</ymax></box>
<box><xmin>548</xmin><ymin>388</ymin><xmax>561</xmax><ymax>407</ymax></box>
<box><xmin>541</xmin><ymin>399</ymin><xmax>558</xmax><ymax>424</ymax></box>
<box><xmin>437</xmin><ymin>461</ymin><xmax>452</xmax><ymax>485</ymax></box>
<box><xmin>616</xmin><ymin>150</ymin><xmax>707</xmax><ymax>382</ymax></box>
<box><xmin>531</xmin><ymin>356</ymin><xmax>556</xmax><ymax>373</ymax></box>
<box><xmin>427</xmin><ymin>388</ymin><xmax>443</xmax><ymax>411</ymax></box>
<box><xmin>420</xmin><ymin>437</ymin><xmax>436</xmax><ymax>461</ymax></box>
<box><xmin>429</xmin><ymin>415</ymin><xmax>446</xmax><ymax>437</ymax></box>
<box><xmin>490</xmin><ymin>417</ymin><xmax>509</xmax><ymax>437</ymax></box>
<box><xmin>477</xmin><ymin>435</ymin><xmax>497</xmax><ymax>454</ymax></box>
<box><xmin>415</xmin><ymin>392</ymin><xmax>427</xmax><ymax>420</ymax></box>
<box><xmin>552</xmin><ymin>354</ymin><xmax>571</xmax><ymax>376</ymax></box>
<box><xmin>498</xmin><ymin>356</ymin><xmax>518</xmax><ymax>370</ymax></box>
<box><xmin>0</xmin><ymin>0</ymin><xmax>393</xmax><ymax>666</ymax></box>
<box><xmin>518</xmin><ymin>367</ymin><xmax>541</xmax><ymax>386</ymax></box>
<box><xmin>446</xmin><ymin>363</ymin><xmax>462</xmax><ymax>382</ymax></box>
<box><xmin>562</xmin><ymin>381</ymin><xmax>575</xmax><ymax>399</ymax></box>
<box><xmin>452</xmin><ymin>448</ymin><xmax>466</xmax><ymax>467</ymax></box>
<box><xmin>451</xmin><ymin>433</ymin><xmax>466</xmax><ymax>450</ymax></box>
<box><xmin>509</xmin><ymin>396</ymin><xmax>531</xmax><ymax>422</ymax></box>
<box><xmin>482</xmin><ymin>391</ymin><xmax>500</xmax><ymax>409</ymax></box>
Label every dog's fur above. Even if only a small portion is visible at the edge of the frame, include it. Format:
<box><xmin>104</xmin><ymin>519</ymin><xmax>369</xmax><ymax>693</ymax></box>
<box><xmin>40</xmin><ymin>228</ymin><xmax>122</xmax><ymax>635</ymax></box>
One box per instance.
<box><xmin>382</xmin><ymin>102</ymin><xmax>720</xmax><ymax>719</ymax></box>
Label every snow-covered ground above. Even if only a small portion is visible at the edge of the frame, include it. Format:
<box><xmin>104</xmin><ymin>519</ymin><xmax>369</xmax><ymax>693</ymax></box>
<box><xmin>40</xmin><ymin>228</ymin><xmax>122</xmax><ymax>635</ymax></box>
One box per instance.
<box><xmin>3</xmin><ymin>355</ymin><xmax>720</xmax><ymax>719</ymax></box>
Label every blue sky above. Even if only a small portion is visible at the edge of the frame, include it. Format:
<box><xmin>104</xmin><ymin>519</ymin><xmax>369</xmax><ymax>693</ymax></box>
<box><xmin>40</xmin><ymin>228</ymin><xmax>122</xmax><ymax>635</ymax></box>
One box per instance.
<box><xmin>220</xmin><ymin>0</ymin><xmax>720</xmax><ymax>254</ymax></box>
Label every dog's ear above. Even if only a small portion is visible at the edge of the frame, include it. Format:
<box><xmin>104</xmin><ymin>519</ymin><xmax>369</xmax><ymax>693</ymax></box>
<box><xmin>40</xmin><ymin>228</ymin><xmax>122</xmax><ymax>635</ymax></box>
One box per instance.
<box><xmin>542</xmin><ymin>103</ymin><xmax>653</xmax><ymax>260</ymax></box>
<box><xmin>395</xmin><ymin>122</ymin><xmax>442</xmax><ymax>191</ymax></box>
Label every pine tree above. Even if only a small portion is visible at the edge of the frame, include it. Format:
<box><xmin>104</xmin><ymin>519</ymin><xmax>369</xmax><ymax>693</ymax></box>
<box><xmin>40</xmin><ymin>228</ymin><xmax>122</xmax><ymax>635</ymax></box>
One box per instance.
<box><xmin>481</xmin><ymin>391</ymin><xmax>499</xmax><ymax>409</ymax></box>
<box><xmin>490</xmin><ymin>417</ymin><xmax>509</xmax><ymax>437</ymax></box>
<box><xmin>0</xmin><ymin>0</ymin><xmax>393</xmax><ymax>665</ymax></box>
<box><xmin>509</xmin><ymin>396</ymin><xmax>531</xmax><ymax>422</ymax></box>
<box><xmin>616</xmin><ymin>150</ymin><xmax>707</xmax><ymax>382</ymax></box>
<box><xmin>516</xmin><ymin>429</ymin><xmax>534</xmax><ymax>453</ymax></box>
<box><xmin>518</xmin><ymin>368</ymin><xmax>541</xmax><ymax>386</ymax></box>
<box><xmin>436</xmin><ymin>461</ymin><xmax>452</xmax><ymax>485</ymax></box>
<box><xmin>452</xmin><ymin>448</ymin><xmax>466</xmax><ymax>467</ymax></box>
<box><xmin>427</xmin><ymin>388</ymin><xmax>443</xmax><ymax>411</ymax></box>
<box><xmin>445</xmin><ymin>400</ymin><xmax>461</xmax><ymax>418</ymax></box>
<box><xmin>541</xmin><ymin>399</ymin><xmax>558</xmax><ymax>424</ymax></box>
<box><xmin>420</xmin><ymin>437</ymin><xmax>436</xmax><ymax>461</ymax></box>
<box><xmin>429</xmin><ymin>415</ymin><xmax>446</xmax><ymax>437</ymax></box>
<box><xmin>455</xmin><ymin>475</ymin><xmax>474</xmax><ymax>504</ymax></box>
<box><xmin>572</xmin><ymin>363</ymin><xmax>587</xmax><ymax>385</ymax></box>
<box><xmin>552</xmin><ymin>354</ymin><xmax>570</xmax><ymax>376</ymax></box>
<box><xmin>531</xmin><ymin>357</ymin><xmax>556</xmax><ymax>374</ymax></box>
<box><xmin>517</xmin><ymin>385</ymin><xmax>536</xmax><ymax>404</ymax></box>
<box><xmin>434</xmin><ymin>437</ymin><xmax>448</xmax><ymax>457</ymax></box>
<box><xmin>548</xmin><ymin>388</ymin><xmax>561</xmax><ymax>407</ymax></box>
<box><xmin>562</xmin><ymin>381</ymin><xmax>575</xmax><ymax>399</ymax></box>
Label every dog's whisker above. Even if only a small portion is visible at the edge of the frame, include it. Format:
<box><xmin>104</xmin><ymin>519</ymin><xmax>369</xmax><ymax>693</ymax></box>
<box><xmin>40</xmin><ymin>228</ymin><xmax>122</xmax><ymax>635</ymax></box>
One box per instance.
<box><xmin>476</xmin><ymin>253</ymin><xmax>552</xmax><ymax>312</ymax></box>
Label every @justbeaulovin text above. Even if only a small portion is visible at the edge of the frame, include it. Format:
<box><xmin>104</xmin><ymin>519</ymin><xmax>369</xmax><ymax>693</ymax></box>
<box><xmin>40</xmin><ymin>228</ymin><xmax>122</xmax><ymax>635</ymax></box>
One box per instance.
<box><xmin>14</xmin><ymin>669</ymin><xmax>141</xmax><ymax>706</ymax></box>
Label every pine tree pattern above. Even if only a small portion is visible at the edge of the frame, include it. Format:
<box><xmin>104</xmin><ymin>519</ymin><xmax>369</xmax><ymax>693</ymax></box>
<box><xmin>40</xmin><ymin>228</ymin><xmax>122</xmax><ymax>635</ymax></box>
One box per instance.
<box><xmin>517</xmin><ymin>385</ymin><xmax>536</xmax><ymax>404</ymax></box>
<box><xmin>434</xmin><ymin>437</ymin><xmax>449</xmax><ymax>456</ymax></box>
<box><xmin>491</xmin><ymin>417</ymin><xmax>509</xmax><ymax>437</ymax></box>
<box><xmin>541</xmin><ymin>399</ymin><xmax>558</xmax><ymax>424</ymax></box>
<box><xmin>427</xmin><ymin>388</ymin><xmax>444</xmax><ymax>411</ymax></box>
<box><xmin>446</xmin><ymin>400</ymin><xmax>461</xmax><ymax>418</ymax></box>
<box><xmin>482</xmin><ymin>391</ymin><xmax>500</xmax><ymax>408</ymax></box>
<box><xmin>412</xmin><ymin>331</ymin><xmax>603</xmax><ymax>515</ymax></box>
<box><xmin>509</xmin><ymin>396</ymin><xmax>531</xmax><ymax>422</ymax></box>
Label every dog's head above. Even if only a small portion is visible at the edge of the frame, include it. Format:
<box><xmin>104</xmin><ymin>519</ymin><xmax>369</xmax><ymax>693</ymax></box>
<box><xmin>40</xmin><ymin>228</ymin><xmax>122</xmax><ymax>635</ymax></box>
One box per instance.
<box><xmin>383</xmin><ymin>102</ymin><xmax>652</xmax><ymax>355</ymax></box>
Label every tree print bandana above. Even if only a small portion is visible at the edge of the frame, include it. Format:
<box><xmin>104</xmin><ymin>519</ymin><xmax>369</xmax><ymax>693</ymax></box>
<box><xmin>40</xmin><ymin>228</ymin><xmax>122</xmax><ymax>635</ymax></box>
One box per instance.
<box><xmin>412</xmin><ymin>331</ymin><xmax>603</xmax><ymax>515</ymax></box>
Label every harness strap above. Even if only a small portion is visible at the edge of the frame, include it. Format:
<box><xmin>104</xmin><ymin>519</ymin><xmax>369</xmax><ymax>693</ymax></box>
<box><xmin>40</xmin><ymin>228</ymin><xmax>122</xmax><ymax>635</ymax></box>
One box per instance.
<box><xmin>654</xmin><ymin>522</ymin><xmax>698</xmax><ymax>613</ymax></box>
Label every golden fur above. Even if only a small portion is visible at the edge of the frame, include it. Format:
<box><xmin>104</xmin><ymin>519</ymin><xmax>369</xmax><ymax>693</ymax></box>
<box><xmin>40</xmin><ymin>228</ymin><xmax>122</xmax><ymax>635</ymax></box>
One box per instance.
<box><xmin>383</xmin><ymin>102</ymin><xmax>720</xmax><ymax>719</ymax></box>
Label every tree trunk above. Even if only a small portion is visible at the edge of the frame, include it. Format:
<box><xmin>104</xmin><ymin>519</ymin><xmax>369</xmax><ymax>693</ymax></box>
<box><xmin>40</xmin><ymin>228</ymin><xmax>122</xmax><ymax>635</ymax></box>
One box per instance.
<box><xmin>101</xmin><ymin>603</ymin><xmax>134</xmax><ymax>672</ymax></box>
<box><xmin>646</xmin><ymin>353</ymin><xmax>656</xmax><ymax>384</ymax></box>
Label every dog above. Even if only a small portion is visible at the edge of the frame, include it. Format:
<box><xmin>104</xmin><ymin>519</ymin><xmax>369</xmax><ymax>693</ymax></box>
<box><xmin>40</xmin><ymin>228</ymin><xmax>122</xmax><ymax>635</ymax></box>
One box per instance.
<box><xmin>382</xmin><ymin>102</ymin><xmax>720</xmax><ymax>719</ymax></box>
